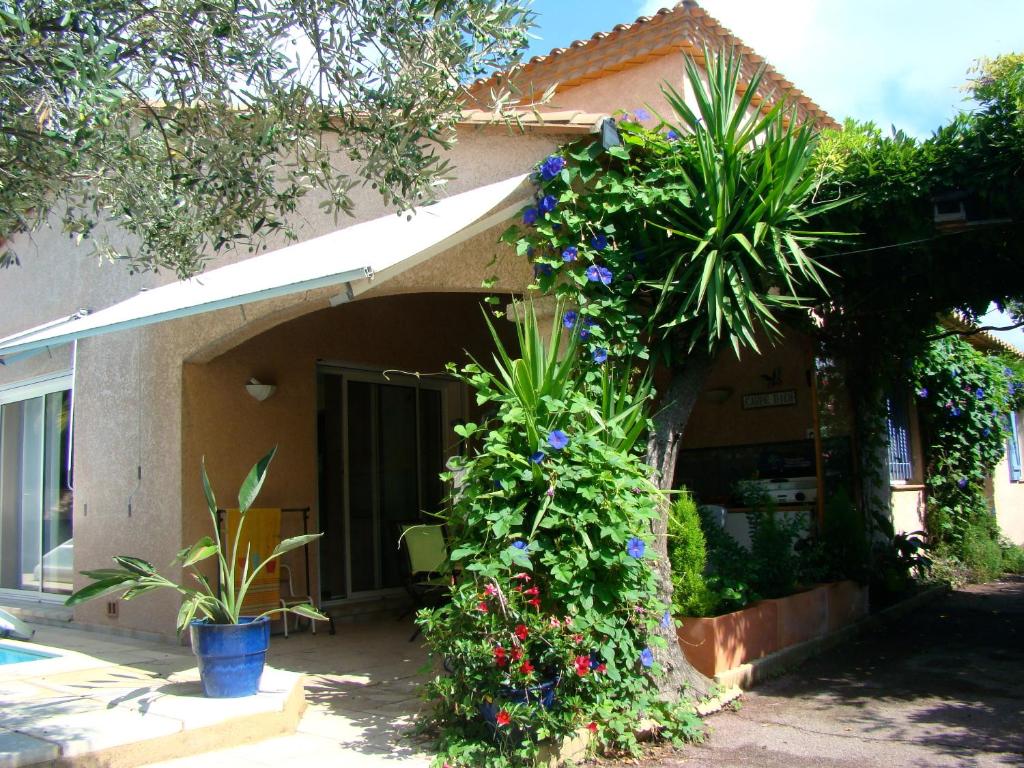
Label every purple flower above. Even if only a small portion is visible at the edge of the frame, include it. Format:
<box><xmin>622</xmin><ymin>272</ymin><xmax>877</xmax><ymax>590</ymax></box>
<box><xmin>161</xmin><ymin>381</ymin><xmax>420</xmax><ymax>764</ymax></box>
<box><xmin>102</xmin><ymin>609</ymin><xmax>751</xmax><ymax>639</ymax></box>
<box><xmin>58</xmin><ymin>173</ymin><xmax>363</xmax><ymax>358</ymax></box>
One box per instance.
<box><xmin>539</xmin><ymin>154</ymin><xmax>566</xmax><ymax>181</ymax></box>
<box><xmin>917</xmin><ymin>387</ymin><xmax>928</xmax><ymax>398</ymax></box>
<box><xmin>533</xmin><ymin>263</ymin><xmax>553</xmax><ymax>278</ymax></box>
<box><xmin>585</xmin><ymin>265</ymin><xmax>613</xmax><ymax>285</ymax></box>
<box><xmin>957</xmin><ymin>478</ymin><xmax>968</xmax><ymax>489</ymax></box>
<box><xmin>579</xmin><ymin>319</ymin><xmax>597</xmax><ymax>340</ymax></box>
<box><xmin>1011</xmin><ymin>383</ymin><xmax>1017</xmax><ymax>396</ymax></box>
<box><xmin>983</xmin><ymin>427</ymin><xmax>992</xmax><ymax>437</ymax></box>
<box><xmin>512</xmin><ymin>540</ymin><xmax>528</xmax><ymax>550</ymax></box>
<box><xmin>950</xmin><ymin>406</ymin><xmax>962</xmax><ymax>417</ymax></box>
<box><xmin>626</xmin><ymin>537</ymin><xmax>645</xmax><ymax>558</ymax></box>
<box><xmin>547</xmin><ymin>430</ymin><xmax>569</xmax><ymax>450</ymax></box>
<box><xmin>523</xmin><ymin>207</ymin><xmax>539</xmax><ymax>225</ymax></box>
<box><xmin>545</xmin><ymin>486</ymin><xmax>555</xmax><ymax>498</ymax></box>
<box><xmin>665</xmin><ymin>130</ymin><xmax>679</xmax><ymax>141</ymax></box>
<box><xmin>639</xmin><ymin>647</ymin><xmax>654</xmax><ymax>668</ymax></box>
<box><xmin>592</xmin><ymin>347</ymin><xmax>608</xmax><ymax>364</ymax></box>
<box><xmin>529</xmin><ymin>451</ymin><xmax>546</xmax><ymax>464</ymax></box>
<box><xmin>563</xmin><ymin>310</ymin><xmax>578</xmax><ymax>329</ymax></box>
<box><xmin>660</xmin><ymin>610</ymin><xmax>672</xmax><ymax>629</ymax></box>
<box><xmin>539</xmin><ymin>194</ymin><xmax>557</xmax><ymax>214</ymax></box>
<box><xmin>562</xmin><ymin>246</ymin><xmax>578</xmax><ymax>263</ymax></box>
<box><xmin>975</xmin><ymin>388</ymin><xmax>985</xmax><ymax>399</ymax></box>
<box><xmin>634</xmin><ymin>108</ymin><xmax>650</xmax><ymax>121</ymax></box>
<box><xmin>590</xmin><ymin>233</ymin><xmax>609</xmax><ymax>251</ymax></box>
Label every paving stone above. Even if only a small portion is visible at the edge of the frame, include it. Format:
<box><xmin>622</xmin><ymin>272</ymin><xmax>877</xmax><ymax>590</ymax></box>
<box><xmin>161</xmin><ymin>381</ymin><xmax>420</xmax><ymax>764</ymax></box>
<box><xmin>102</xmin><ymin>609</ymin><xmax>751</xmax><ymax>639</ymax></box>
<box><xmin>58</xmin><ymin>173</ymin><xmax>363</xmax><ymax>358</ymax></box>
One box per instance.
<box><xmin>14</xmin><ymin>706</ymin><xmax>183</xmax><ymax>757</ymax></box>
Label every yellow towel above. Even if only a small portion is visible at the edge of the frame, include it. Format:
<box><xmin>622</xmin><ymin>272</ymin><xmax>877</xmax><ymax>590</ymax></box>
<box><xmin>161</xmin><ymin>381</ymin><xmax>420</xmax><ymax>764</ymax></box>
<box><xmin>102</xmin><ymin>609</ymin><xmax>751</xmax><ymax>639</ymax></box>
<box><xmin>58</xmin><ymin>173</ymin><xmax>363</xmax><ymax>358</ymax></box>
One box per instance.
<box><xmin>225</xmin><ymin>507</ymin><xmax>281</xmax><ymax>616</ymax></box>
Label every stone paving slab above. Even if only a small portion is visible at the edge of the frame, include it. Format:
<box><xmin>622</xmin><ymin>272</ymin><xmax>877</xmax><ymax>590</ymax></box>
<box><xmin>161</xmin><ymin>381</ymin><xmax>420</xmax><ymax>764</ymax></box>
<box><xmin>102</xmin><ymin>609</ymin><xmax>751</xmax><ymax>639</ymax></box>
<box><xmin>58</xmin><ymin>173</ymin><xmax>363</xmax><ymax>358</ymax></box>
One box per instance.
<box><xmin>0</xmin><ymin>730</ymin><xmax>59</xmax><ymax>768</ymax></box>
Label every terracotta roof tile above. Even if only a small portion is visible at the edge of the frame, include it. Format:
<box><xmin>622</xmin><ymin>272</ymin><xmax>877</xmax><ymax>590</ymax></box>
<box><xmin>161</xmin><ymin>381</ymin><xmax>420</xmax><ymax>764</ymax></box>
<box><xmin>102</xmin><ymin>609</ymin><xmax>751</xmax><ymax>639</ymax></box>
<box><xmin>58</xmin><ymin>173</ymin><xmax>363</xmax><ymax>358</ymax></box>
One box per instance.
<box><xmin>470</xmin><ymin>1</ymin><xmax>839</xmax><ymax>131</ymax></box>
<box><xmin>456</xmin><ymin>109</ymin><xmax>606</xmax><ymax>134</ymax></box>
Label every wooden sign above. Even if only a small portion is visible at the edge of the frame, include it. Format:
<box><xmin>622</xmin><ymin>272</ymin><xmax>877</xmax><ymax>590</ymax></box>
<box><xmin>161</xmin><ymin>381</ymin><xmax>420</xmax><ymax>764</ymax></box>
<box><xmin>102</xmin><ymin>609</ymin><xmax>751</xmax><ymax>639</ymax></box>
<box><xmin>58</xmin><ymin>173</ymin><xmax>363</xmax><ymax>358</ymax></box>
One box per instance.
<box><xmin>742</xmin><ymin>389</ymin><xmax>797</xmax><ymax>410</ymax></box>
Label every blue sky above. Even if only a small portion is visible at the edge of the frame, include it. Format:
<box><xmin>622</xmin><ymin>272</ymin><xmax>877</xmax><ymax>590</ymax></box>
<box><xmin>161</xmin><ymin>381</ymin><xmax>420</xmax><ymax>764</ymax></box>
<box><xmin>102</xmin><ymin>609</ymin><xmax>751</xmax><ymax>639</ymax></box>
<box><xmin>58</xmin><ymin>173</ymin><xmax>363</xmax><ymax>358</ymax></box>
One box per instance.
<box><xmin>524</xmin><ymin>0</ymin><xmax>1024</xmax><ymax>350</ymax></box>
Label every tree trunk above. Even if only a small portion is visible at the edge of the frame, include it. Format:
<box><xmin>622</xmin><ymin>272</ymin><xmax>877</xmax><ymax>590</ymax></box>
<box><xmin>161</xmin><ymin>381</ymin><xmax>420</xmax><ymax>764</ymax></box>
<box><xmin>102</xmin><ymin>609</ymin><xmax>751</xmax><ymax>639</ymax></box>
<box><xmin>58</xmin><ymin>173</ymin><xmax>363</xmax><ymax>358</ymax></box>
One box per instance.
<box><xmin>646</xmin><ymin>349</ymin><xmax>715</xmax><ymax>701</ymax></box>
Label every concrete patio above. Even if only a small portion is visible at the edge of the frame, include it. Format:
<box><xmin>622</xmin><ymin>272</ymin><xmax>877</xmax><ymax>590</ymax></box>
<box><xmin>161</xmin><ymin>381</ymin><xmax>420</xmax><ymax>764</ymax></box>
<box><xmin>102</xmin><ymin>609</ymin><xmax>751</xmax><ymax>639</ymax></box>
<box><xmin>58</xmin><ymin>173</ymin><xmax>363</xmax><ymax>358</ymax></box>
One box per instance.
<box><xmin>0</xmin><ymin>618</ymin><xmax>432</xmax><ymax>767</ymax></box>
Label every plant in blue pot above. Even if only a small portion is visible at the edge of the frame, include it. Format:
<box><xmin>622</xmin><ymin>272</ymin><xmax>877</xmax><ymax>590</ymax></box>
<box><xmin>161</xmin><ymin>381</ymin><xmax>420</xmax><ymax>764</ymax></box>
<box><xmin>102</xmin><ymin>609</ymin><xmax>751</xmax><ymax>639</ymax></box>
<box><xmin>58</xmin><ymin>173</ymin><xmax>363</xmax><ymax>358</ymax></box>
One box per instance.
<box><xmin>66</xmin><ymin>446</ymin><xmax>326</xmax><ymax>697</ymax></box>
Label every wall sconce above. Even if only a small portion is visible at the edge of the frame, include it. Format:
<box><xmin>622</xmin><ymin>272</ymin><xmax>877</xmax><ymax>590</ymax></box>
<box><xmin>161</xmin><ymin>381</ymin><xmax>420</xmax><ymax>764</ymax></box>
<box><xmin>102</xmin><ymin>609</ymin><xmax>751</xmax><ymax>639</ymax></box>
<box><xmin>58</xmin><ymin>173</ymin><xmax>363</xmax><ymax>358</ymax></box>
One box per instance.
<box><xmin>245</xmin><ymin>378</ymin><xmax>277</xmax><ymax>402</ymax></box>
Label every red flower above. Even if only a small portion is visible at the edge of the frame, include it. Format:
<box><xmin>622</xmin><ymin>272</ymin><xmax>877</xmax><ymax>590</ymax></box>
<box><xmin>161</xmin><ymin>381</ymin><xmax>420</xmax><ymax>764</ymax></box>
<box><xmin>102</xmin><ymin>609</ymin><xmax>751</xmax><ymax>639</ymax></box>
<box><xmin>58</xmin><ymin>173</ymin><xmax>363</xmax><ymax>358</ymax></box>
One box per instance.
<box><xmin>495</xmin><ymin>710</ymin><xmax>511</xmax><ymax>727</ymax></box>
<box><xmin>510</xmin><ymin>647</ymin><xmax>523</xmax><ymax>662</ymax></box>
<box><xmin>494</xmin><ymin>646</ymin><xmax>508</xmax><ymax>667</ymax></box>
<box><xmin>512</xmin><ymin>572</ymin><xmax>531</xmax><ymax>582</ymax></box>
<box><xmin>514</xmin><ymin>624</ymin><xmax>529</xmax><ymax>641</ymax></box>
<box><xmin>520</xmin><ymin>659</ymin><xmax>535</xmax><ymax>675</ymax></box>
<box><xmin>524</xmin><ymin>586</ymin><xmax>540</xmax><ymax>596</ymax></box>
<box><xmin>586</xmin><ymin>721</ymin><xmax>598</xmax><ymax>734</ymax></box>
<box><xmin>574</xmin><ymin>655</ymin><xmax>590</xmax><ymax>677</ymax></box>
<box><xmin>572</xmin><ymin>634</ymin><xmax>583</xmax><ymax>644</ymax></box>
<box><xmin>476</xmin><ymin>601</ymin><xmax>488</xmax><ymax>613</ymax></box>
<box><xmin>484</xmin><ymin>583</ymin><xmax>498</xmax><ymax>596</ymax></box>
<box><xmin>528</xmin><ymin>597</ymin><xmax>541</xmax><ymax>609</ymax></box>
<box><xmin>596</xmin><ymin>663</ymin><xmax>607</xmax><ymax>674</ymax></box>
<box><xmin>549</xmin><ymin>616</ymin><xmax>561</xmax><ymax>628</ymax></box>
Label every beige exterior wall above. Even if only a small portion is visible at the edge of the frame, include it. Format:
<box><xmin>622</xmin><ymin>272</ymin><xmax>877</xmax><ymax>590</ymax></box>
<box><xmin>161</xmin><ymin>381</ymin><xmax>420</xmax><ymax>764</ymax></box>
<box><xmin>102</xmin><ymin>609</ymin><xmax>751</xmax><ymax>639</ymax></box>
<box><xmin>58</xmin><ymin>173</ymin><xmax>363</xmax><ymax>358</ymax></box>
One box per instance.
<box><xmin>890</xmin><ymin>487</ymin><xmax>926</xmax><ymax>537</ymax></box>
<box><xmin>991</xmin><ymin>456</ymin><xmax>1024</xmax><ymax>545</ymax></box>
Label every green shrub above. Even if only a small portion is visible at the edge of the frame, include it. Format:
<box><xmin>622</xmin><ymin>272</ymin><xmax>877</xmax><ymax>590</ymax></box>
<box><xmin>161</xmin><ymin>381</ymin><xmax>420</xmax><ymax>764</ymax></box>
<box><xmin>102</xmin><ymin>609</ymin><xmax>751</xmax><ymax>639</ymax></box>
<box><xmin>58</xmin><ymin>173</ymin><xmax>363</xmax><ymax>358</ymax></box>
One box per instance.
<box><xmin>1001</xmin><ymin>539</ymin><xmax>1024</xmax><ymax>574</ymax></box>
<box><xmin>698</xmin><ymin>507</ymin><xmax>755</xmax><ymax>614</ymax></box>
<box><xmin>667</xmin><ymin>493</ymin><xmax>715</xmax><ymax>617</ymax></box>
<box><xmin>820</xmin><ymin>487</ymin><xmax>869</xmax><ymax>582</ymax></box>
<box><xmin>961</xmin><ymin>519</ymin><xmax>1004</xmax><ymax>582</ymax></box>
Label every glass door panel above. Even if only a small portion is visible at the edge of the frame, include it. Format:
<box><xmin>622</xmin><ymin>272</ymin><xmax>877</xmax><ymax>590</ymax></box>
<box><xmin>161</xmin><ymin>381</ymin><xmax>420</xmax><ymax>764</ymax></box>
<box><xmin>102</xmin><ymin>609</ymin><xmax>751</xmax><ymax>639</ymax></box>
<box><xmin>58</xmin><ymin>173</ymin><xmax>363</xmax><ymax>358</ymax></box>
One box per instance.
<box><xmin>378</xmin><ymin>384</ymin><xmax>419</xmax><ymax>589</ymax></box>
<box><xmin>347</xmin><ymin>380</ymin><xmax>377</xmax><ymax>593</ymax></box>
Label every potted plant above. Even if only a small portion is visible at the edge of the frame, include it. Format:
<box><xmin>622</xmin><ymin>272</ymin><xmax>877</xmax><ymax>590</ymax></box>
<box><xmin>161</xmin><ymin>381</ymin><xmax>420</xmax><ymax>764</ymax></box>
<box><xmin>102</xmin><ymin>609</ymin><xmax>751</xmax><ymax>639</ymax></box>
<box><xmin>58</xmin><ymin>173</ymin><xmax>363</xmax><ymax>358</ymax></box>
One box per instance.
<box><xmin>66</xmin><ymin>447</ymin><xmax>326</xmax><ymax>697</ymax></box>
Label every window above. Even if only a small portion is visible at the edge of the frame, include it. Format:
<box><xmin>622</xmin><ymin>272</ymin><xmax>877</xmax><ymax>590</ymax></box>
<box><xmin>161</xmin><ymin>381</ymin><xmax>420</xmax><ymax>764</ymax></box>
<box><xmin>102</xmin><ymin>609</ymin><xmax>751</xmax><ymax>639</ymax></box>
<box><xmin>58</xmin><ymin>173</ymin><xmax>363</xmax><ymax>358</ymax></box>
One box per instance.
<box><xmin>0</xmin><ymin>376</ymin><xmax>74</xmax><ymax>595</ymax></box>
<box><xmin>1007</xmin><ymin>412</ymin><xmax>1022</xmax><ymax>483</ymax></box>
<box><xmin>886</xmin><ymin>392</ymin><xmax>913</xmax><ymax>483</ymax></box>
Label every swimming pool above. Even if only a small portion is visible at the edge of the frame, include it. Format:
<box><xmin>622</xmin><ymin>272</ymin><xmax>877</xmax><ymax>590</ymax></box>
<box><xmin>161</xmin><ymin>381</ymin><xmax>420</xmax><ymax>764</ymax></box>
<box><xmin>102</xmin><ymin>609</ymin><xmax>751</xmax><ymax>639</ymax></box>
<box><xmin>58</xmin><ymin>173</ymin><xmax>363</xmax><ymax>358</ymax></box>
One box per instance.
<box><xmin>0</xmin><ymin>644</ymin><xmax>55</xmax><ymax>665</ymax></box>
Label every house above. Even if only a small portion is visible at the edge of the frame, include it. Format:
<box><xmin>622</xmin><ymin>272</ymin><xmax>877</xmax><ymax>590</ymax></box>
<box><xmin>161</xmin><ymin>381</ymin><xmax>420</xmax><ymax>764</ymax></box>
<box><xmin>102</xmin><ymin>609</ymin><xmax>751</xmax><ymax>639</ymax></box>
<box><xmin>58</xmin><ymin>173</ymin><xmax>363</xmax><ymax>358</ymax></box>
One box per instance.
<box><xmin>1</xmin><ymin>1</ymin><xmax>1011</xmax><ymax>642</ymax></box>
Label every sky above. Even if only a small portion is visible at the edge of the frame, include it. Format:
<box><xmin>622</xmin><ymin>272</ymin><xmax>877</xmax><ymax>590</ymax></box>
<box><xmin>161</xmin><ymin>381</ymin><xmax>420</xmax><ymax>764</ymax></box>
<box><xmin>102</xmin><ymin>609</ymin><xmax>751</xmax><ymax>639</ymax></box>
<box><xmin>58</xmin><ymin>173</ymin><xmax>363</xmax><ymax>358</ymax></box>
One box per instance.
<box><xmin>523</xmin><ymin>0</ymin><xmax>1024</xmax><ymax>350</ymax></box>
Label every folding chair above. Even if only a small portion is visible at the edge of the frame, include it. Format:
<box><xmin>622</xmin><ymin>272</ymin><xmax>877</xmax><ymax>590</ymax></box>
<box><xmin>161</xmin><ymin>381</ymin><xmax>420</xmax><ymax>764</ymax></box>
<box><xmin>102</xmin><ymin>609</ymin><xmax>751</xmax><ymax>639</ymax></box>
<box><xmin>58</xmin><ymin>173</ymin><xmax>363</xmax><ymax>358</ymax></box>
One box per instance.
<box><xmin>397</xmin><ymin>522</ymin><xmax>452</xmax><ymax>641</ymax></box>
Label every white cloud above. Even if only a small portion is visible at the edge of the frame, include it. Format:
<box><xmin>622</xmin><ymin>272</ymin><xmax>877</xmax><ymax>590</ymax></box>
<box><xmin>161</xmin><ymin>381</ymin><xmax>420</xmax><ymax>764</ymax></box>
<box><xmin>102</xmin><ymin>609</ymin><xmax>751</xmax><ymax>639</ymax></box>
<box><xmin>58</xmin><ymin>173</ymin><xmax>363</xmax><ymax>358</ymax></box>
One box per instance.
<box><xmin>638</xmin><ymin>0</ymin><xmax>1024</xmax><ymax>136</ymax></box>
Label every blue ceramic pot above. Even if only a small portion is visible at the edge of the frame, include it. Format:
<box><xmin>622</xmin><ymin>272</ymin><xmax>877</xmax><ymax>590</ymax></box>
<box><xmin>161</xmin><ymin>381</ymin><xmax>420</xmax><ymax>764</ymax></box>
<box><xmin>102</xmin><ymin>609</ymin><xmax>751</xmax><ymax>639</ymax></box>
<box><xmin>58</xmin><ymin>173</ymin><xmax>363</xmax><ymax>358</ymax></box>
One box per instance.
<box><xmin>479</xmin><ymin>677</ymin><xmax>558</xmax><ymax>725</ymax></box>
<box><xmin>189</xmin><ymin>616</ymin><xmax>270</xmax><ymax>698</ymax></box>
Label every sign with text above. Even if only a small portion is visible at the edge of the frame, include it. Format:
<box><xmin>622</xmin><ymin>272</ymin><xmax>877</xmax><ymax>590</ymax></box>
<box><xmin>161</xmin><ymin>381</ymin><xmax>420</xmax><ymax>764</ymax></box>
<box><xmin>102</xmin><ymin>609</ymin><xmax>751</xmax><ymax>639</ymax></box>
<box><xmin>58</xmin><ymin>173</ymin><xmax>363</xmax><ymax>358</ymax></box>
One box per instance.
<box><xmin>742</xmin><ymin>389</ymin><xmax>797</xmax><ymax>410</ymax></box>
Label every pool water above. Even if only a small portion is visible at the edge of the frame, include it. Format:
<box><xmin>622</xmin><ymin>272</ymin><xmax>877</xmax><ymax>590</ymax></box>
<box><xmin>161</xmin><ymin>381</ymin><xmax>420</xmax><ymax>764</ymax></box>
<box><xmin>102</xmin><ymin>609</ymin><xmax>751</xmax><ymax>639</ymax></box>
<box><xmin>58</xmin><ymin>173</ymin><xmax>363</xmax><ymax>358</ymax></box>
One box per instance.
<box><xmin>0</xmin><ymin>644</ymin><xmax>55</xmax><ymax>665</ymax></box>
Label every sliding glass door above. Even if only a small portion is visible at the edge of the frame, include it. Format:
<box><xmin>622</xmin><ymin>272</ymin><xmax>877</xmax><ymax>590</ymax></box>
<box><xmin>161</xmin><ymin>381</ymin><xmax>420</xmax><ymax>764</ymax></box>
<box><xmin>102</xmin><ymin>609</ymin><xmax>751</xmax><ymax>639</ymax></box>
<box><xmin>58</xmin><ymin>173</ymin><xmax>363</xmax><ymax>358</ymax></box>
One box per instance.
<box><xmin>0</xmin><ymin>377</ymin><xmax>74</xmax><ymax>596</ymax></box>
<box><xmin>317</xmin><ymin>368</ymin><xmax>457</xmax><ymax>601</ymax></box>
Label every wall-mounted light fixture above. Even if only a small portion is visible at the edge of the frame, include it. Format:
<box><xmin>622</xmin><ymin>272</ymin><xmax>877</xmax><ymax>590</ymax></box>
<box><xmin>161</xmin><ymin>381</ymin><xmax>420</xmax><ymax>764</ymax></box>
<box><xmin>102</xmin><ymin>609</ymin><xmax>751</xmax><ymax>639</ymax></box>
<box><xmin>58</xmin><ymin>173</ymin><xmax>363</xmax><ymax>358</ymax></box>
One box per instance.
<box><xmin>245</xmin><ymin>377</ymin><xmax>277</xmax><ymax>402</ymax></box>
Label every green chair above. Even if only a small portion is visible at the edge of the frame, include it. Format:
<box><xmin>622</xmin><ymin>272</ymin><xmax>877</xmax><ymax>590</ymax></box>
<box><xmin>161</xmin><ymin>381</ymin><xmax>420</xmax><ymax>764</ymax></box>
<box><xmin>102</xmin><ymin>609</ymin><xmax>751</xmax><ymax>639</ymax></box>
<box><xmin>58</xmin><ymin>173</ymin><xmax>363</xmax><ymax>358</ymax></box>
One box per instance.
<box><xmin>397</xmin><ymin>522</ymin><xmax>452</xmax><ymax>641</ymax></box>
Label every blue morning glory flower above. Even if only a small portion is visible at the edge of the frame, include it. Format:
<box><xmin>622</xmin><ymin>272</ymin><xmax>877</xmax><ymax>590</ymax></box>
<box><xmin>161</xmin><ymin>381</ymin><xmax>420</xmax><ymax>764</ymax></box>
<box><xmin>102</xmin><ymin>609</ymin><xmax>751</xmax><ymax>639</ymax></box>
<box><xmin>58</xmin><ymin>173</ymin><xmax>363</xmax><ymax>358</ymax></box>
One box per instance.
<box><xmin>584</xmin><ymin>265</ymin><xmax>613</xmax><ymax>285</ymax></box>
<box><xmin>957</xmin><ymin>478</ymin><xmax>968</xmax><ymax>489</ymax></box>
<box><xmin>917</xmin><ymin>387</ymin><xmax>928</xmax><ymax>398</ymax></box>
<box><xmin>533</xmin><ymin>263</ymin><xmax>553</xmax><ymax>278</ymax></box>
<box><xmin>976</xmin><ymin>388</ymin><xmax>985</xmax><ymax>399</ymax></box>
<box><xmin>950</xmin><ymin>406</ymin><xmax>962</xmax><ymax>417</ymax></box>
<box><xmin>562</xmin><ymin>246</ymin><xmax>578</xmax><ymax>262</ymax></box>
<box><xmin>634</xmin><ymin>108</ymin><xmax>650</xmax><ymax>121</ymax></box>
<box><xmin>539</xmin><ymin>155</ymin><xmax>566</xmax><ymax>181</ymax></box>
<box><xmin>547</xmin><ymin>430</ymin><xmax>569</xmax><ymax>450</ymax></box>
<box><xmin>523</xmin><ymin>207</ymin><xmax>539</xmax><ymax>225</ymax></box>
<box><xmin>579</xmin><ymin>319</ymin><xmax>596</xmax><ymax>340</ymax></box>
<box><xmin>660</xmin><ymin>610</ymin><xmax>672</xmax><ymax>629</ymax></box>
<box><xmin>563</xmin><ymin>310</ymin><xmax>578</xmax><ymax>329</ymax></box>
<box><xmin>1011</xmin><ymin>383</ymin><xmax>1017</xmax><ymax>396</ymax></box>
<box><xmin>539</xmin><ymin>194</ymin><xmax>557</xmax><ymax>214</ymax></box>
<box><xmin>591</xmin><ymin>233</ymin><xmax>609</xmax><ymax>251</ymax></box>
<box><xmin>639</xmin><ymin>647</ymin><xmax>654</xmax><ymax>668</ymax></box>
<box><xmin>592</xmin><ymin>347</ymin><xmax>608</xmax><ymax>364</ymax></box>
<box><xmin>529</xmin><ymin>451</ymin><xmax>546</xmax><ymax>464</ymax></box>
<box><xmin>983</xmin><ymin>428</ymin><xmax>992</xmax><ymax>437</ymax></box>
<box><xmin>665</xmin><ymin>130</ymin><xmax>679</xmax><ymax>141</ymax></box>
<box><xmin>626</xmin><ymin>537</ymin><xmax>645</xmax><ymax>558</ymax></box>
<box><xmin>1005</xmin><ymin>367</ymin><xmax>1014</xmax><ymax>376</ymax></box>
<box><xmin>512</xmin><ymin>540</ymin><xmax>528</xmax><ymax>550</ymax></box>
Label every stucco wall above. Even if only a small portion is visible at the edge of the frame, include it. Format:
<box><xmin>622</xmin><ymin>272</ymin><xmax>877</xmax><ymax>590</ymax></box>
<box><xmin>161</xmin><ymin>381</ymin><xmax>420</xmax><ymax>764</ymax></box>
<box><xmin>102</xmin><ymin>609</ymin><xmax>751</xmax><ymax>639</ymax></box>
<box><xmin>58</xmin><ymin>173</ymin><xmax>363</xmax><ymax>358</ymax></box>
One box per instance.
<box><xmin>991</xmin><ymin>456</ymin><xmax>1024</xmax><ymax>545</ymax></box>
<box><xmin>890</xmin><ymin>487</ymin><xmax>926</xmax><ymax>537</ymax></box>
<box><xmin>680</xmin><ymin>329</ymin><xmax>816</xmax><ymax>451</ymax></box>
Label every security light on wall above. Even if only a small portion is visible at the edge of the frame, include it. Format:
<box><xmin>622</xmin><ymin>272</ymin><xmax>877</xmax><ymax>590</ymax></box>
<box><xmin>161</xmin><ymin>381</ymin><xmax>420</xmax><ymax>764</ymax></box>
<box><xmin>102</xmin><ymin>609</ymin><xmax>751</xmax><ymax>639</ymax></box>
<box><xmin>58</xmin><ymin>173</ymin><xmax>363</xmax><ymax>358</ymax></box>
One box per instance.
<box><xmin>245</xmin><ymin>378</ymin><xmax>276</xmax><ymax>402</ymax></box>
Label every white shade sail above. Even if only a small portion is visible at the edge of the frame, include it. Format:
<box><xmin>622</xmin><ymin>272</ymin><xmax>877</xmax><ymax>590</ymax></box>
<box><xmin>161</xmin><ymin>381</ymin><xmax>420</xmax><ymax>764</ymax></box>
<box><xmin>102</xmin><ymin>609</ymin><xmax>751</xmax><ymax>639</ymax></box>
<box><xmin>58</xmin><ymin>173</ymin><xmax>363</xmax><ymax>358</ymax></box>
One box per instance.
<box><xmin>0</xmin><ymin>174</ymin><xmax>531</xmax><ymax>360</ymax></box>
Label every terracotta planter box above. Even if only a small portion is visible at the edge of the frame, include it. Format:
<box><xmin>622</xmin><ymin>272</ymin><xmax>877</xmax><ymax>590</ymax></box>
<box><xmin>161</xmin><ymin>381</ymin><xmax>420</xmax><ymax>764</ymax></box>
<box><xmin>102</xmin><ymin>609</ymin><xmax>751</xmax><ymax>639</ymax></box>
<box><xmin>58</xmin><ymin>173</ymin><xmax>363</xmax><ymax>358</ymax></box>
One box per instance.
<box><xmin>823</xmin><ymin>579</ymin><xmax>869</xmax><ymax>632</ymax></box>
<box><xmin>767</xmin><ymin>585</ymin><xmax>828</xmax><ymax>649</ymax></box>
<box><xmin>677</xmin><ymin>581</ymin><xmax>869</xmax><ymax>678</ymax></box>
<box><xmin>676</xmin><ymin>600</ymin><xmax>778</xmax><ymax>678</ymax></box>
